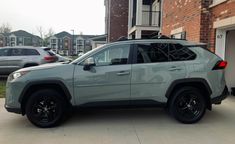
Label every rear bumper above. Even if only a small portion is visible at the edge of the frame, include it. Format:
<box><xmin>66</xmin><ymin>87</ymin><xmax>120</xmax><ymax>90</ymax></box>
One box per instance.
<box><xmin>211</xmin><ymin>86</ymin><xmax>229</xmax><ymax>104</ymax></box>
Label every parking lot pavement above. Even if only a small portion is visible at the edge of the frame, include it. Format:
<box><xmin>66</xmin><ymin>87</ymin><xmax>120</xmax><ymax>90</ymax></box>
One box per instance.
<box><xmin>1</xmin><ymin>97</ymin><xmax>235</xmax><ymax>144</ymax></box>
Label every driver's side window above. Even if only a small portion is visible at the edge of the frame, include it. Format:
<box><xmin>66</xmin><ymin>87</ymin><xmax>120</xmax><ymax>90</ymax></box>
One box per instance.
<box><xmin>93</xmin><ymin>44</ymin><xmax>130</xmax><ymax>66</ymax></box>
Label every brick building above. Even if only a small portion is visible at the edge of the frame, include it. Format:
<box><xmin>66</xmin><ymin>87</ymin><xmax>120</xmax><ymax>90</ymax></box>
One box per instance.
<box><xmin>162</xmin><ymin>0</ymin><xmax>235</xmax><ymax>90</ymax></box>
<box><xmin>105</xmin><ymin>0</ymin><xmax>162</xmax><ymax>42</ymax></box>
<box><xmin>161</xmin><ymin>0</ymin><xmax>210</xmax><ymax>43</ymax></box>
<box><xmin>105</xmin><ymin>0</ymin><xmax>129</xmax><ymax>42</ymax></box>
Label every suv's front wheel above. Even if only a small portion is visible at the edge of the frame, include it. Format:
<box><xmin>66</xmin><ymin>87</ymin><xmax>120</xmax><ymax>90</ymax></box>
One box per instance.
<box><xmin>169</xmin><ymin>87</ymin><xmax>206</xmax><ymax>124</ymax></box>
<box><xmin>25</xmin><ymin>89</ymin><xmax>66</xmax><ymax>128</ymax></box>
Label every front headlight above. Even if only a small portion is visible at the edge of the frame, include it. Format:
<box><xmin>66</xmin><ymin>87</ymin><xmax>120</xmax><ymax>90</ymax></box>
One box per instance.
<box><xmin>11</xmin><ymin>71</ymin><xmax>29</xmax><ymax>81</ymax></box>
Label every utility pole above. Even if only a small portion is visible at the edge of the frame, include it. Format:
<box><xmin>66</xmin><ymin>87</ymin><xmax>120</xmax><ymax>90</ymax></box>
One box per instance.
<box><xmin>71</xmin><ymin>29</ymin><xmax>74</xmax><ymax>56</ymax></box>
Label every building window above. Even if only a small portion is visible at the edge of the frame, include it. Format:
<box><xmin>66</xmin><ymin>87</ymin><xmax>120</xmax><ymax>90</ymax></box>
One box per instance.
<box><xmin>213</xmin><ymin>0</ymin><xmax>225</xmax><ymax>4</ymax></box>
<box><xmin>77</xmin><ymin>39</ymin><xmax>84</xmax><ymax>46</ymax></box>
<box><xmin>51</xmin><ymin>39</ymin><xmax>57</xmax><ymax>43</ymax></box>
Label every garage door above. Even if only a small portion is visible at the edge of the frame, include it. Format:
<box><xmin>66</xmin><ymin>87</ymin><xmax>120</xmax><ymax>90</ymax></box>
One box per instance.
<box><xmin>225</xmin><ymin>30</ymin><xmax>235</xmax><ymax>91</ymax></box>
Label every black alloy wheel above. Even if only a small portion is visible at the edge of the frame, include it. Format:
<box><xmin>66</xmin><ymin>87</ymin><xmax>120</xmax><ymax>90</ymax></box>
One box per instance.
<box><xmin>26</xmin><ymin>89</ymin><xmax>66</xmax><ymax>128</ymax></box>
<box><xmin>169</xmin><ymin>87</ymin><xmax>206</xmax><ymax>124</ymax></box>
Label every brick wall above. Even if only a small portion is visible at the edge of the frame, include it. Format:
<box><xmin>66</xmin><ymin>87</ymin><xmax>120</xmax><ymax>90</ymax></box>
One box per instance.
<box><xmin>209</xmin><ymin>0</ymin><xmax>235</xmax><ymax>52</ymax></box>
<box><xmin>162</xmin><ymin>0</ymin><xmax>211</xmax><ymax>43</ymax></box>
<box><xmin>106</xmin><ymin>0</ymin><xmax>129</xmax><ymax>42</ymax></box>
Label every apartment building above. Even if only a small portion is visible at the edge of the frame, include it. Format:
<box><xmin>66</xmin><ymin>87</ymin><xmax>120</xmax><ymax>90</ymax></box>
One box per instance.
<box><xmin>49</xmin><ymin>31</ymin><xmax>107</xmax><ymax>55</ymax></box>
<box><xmin>128</xmin><ymin>0</ymin><xmax>162</xmax><ymax>39</ymax></box>
<box><xmin>105</xmin><ymin>0</ymin><xmax>162</xmax><ymax>42</ymax></box>
<box><xmin>0</xmin><ymin>30</ymin><xmax>42</xmax><ymax>47</ymax></box>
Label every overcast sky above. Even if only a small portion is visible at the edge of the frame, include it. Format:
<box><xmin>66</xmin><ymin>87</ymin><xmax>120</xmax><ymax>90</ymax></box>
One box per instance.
<box><xmin>0</xmin><ymin>0</ymin><xmax>105</xmax><ymax>36</ymax></box>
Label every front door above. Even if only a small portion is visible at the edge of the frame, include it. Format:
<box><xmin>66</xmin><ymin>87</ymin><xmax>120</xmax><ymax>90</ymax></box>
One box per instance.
<box><xmin>74</xmin><ymin>44</ymin><xmax>132</xmax><ymax>105</ymax></box>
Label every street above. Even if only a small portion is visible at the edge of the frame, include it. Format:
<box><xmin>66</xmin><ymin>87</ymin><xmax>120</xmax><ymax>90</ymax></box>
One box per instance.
<box><xmin>0</xmin><ymin>97</ymin><xmax>235</xmax><ymax>144</ymax></box>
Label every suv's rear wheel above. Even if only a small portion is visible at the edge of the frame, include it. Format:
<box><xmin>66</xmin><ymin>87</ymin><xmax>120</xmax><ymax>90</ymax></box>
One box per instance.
<box><xmin>25</xmin><ymin>89</ymin><xmax>66</xmax><ymax>128</ymax></box>
<box><xmin>169</xmin><ymin>87</ymin><xmax>206</xmax><ymax>124</ymax></box>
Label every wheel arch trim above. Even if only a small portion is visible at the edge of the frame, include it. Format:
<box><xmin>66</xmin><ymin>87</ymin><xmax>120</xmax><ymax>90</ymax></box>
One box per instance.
<box><xmin>165</xmin><ymin>78</ymin><xmax>212</xmax><ymax>99</ymax></box>
<box><xmin>18</xmin><ymin>80</ymin><xmax>72</xmax><ymax>103</ymax></box>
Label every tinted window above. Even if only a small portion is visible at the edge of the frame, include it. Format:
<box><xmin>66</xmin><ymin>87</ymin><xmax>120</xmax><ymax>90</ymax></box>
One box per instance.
<box><xmin>136</xmin><ymin>43</ymin><xmax>168</xmax><ymax>63</ymax></box>
<box><xmin>92</xmin><ymin>44</ymin><xmax>130</xmax><ymax>66</ymax></box>
<box><xmin>0</xmin><ymin>49</ymin><xmax>9</xmax><ymax>56</ymax></box>
<box><xmin>168</xmin><ymin>44</ymin><xmax>196</xmax><ymax>61</ymax></box>
<box><xmin>136</xmin><ymin>43</ymin><xmax>196</xmax><ymax>64</ymax></box>
<box><xmin>25</xmin><ymin>49</ymin><xmax>40</xmax><ymax>55</ymax></box>
<box><xmin>46</xmin><ymin>50</ymin><xmax>56</xmax><ymax>56</ymax></box>
<box><xmin>10</xmin><ymin>49</ymin><xmax>24</xmax><ymax>56</ymax></box>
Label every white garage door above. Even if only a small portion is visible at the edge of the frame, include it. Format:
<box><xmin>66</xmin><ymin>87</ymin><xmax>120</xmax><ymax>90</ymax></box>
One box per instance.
<box><xmin>225</xmin><ymin>30</ymin><xmax>235</xmax><ymax>90</ymax></box>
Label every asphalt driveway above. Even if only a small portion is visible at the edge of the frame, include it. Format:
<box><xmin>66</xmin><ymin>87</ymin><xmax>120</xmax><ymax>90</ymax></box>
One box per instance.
<box><xmin>1</xmin><ymin>97</ymin><xmax>235</xmax><ymax>144</ymax></box>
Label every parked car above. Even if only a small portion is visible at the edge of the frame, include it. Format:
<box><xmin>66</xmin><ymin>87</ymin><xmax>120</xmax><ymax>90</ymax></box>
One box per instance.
<box><xmin>5</xmin><ymin>39</ymin><xmax>228</xmax><ymax>128</ymax></box>
<box><xmin>78</xmin><ymin>52</ymin><xmax>84</xmax><ymax>57</ymax></box>
<box><xmin>55</xmin><ymin>54</ymin><xmax>72</xmax><ymax>62</ymax></box>
<box><xmin>0</xmin><ymin>46</ymin><xmax>58</xmax><ymax>75</ymax></box>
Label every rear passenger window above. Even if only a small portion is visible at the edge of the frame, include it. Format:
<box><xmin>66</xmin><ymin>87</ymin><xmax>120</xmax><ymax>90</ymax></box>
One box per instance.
<box><xmin>136</xmin><ymin>43</ymin><xmax>169</xmax><ymax>63</ymax></box>
<box><xmin>10</xmin><ymin>49</ymin><xmax>24</xmax><ymax>56</ymax></box>
<box><xmin>136</xmin><ymin>43</ymin><xmax>196</xmax><ymax>64</ymax></box>
<box><xmin>25</xmin><ymin>49</ymin><xmax>40</xmax><ymax>55</ymax></box>
<box><xmin>168</xmin><ymin>44</ymin><xmax>196</xmax><ymax>61</ymax></box>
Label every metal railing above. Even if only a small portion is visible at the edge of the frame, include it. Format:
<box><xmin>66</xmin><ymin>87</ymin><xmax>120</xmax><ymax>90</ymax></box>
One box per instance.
<box><xmin>132</xmin><ymin>11</ymin><xmax>161</xmax><ymax>27</ymax></box>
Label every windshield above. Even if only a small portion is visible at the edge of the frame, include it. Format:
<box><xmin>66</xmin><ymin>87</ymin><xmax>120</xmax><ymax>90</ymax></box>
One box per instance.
<box><xmin>71</xmin><ymin>44</ymin><xmax>106</xmax><ymax>64</ymax></box>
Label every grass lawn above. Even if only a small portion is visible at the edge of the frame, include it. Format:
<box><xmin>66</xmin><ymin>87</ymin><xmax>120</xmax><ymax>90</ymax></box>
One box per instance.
<box><xmin>0</xmin><ymin>80</ymin><xmax>6</xmax><ymax>98</ymax></box>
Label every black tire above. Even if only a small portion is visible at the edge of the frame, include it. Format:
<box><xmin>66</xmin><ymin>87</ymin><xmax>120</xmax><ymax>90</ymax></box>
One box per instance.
<box><xmin>25</xmin><ymin>89</ymin><xmax>67</xmax><ymax>128</ymax></box>
<box><xmin>169</xmin><ymin>87</ymin><xmax>206</xmax><ymax>124</ymax></box>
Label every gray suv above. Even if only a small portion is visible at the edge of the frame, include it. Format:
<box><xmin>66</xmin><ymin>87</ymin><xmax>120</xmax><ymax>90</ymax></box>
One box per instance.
<box><xmin>5</xmin><ymin>39</ymin><xmax>229</xmax><ymax>128</ymax></box>
<box><xmin>0</xmin><ymin>46</ymin><xmax>58</xmax><ymax>75</ymax></box>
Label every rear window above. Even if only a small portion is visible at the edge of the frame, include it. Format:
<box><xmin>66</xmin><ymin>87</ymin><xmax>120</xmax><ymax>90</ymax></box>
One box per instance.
<box><xmin>45</xmin><ymin>50</ymin><xmax>56</xmax><ymax>56</ymax></box>
<box><xmin>25</xmin><ymin>49</ymin><xmax>40</xmax><ymax>55</ymax></box>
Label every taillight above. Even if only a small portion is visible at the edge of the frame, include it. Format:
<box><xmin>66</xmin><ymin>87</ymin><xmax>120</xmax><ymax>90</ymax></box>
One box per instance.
<box><xmin>44</xmin><ymin>56</ymin><xmax>56</xmax><ymax>63</ymax></box>
<box><xmin>212</xmin><ymin>60</ymin><xmax>228</xmax><ymax>70</ymax></box>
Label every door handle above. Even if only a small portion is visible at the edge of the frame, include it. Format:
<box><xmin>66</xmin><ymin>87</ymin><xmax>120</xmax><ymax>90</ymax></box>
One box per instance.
<box><xmin>116</xmin><ymin>71</ymin><xmax>130</xmax><ymax>76</ymax></box>
<box><xmin>168</xmin><ymin>67</ymin><xmax>182</xmax><ymax>71</ymax></box>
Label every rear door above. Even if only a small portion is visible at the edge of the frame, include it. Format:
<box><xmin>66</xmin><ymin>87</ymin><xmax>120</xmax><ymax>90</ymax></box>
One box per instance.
<box><xmin>0</xmin><ymin>48</ymin><xmax>11</xmax><ymax>74</ymax></box>
<box><xmin>131</xmin><ymin>42</ymin><xmax>187</xmax><ymax>103</ymax></box>
<box><xmin>7</xmin><ymin>48</ymin><xmax>25</xmax><ymax>72</ymax></box>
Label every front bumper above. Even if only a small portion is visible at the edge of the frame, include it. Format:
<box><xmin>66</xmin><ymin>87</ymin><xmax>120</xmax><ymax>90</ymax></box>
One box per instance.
<box><xmin>211</xmin><ymin>86</ymin><xmax>229</xmax><ymax>104</ymax></box>
<box><xmin>5</xmin><ymin>104</ymin><xmax>22</xmax><ymax>114</ymax></box>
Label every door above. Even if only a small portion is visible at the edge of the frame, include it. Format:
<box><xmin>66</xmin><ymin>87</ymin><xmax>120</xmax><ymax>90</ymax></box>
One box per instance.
<box><xmin>0</xmin><ymin>48</ymin><xmax>10</xmax><ymax>74</ymax></box>
<box><xmin>7</xmin><ymin>48</ymin><xmax>25</xmax><ymax>72</ymax></box>
<box><xmin>74</xmin><ymin>44</ymin><xmax>132</xmax><ymax>105</ymax></box>
<box><xmin>131</xmin><ymin>43</ymin><xmax>187</xmax><ymax>103</ymax></box>
<box><xmin>225</xmin><ymin>30</ymin><xmax>235</xmax><ymax>90</ymax></box>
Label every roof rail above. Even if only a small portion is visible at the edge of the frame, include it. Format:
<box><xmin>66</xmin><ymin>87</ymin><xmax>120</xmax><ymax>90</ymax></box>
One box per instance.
<box><xmin>116</xmin><ymin>35</ymin><xmax>186</xmax><ymax>42</ymax></box>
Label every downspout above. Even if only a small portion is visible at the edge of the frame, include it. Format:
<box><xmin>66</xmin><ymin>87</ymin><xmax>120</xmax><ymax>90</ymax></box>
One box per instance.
<box><xmin>159</xmin><ymin>0</ymin><xmax>163</xmax><ymax>34</ymax></box>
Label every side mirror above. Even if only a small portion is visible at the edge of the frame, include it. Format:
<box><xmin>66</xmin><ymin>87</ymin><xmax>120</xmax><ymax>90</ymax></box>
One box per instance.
<box><xmin>83</xmin><ymin>57</ymin><xmax>95</xmax><ymax>71</ymax></box>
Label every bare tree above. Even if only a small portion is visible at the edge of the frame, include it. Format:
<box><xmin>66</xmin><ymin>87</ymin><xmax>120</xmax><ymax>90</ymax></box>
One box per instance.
<box><xmin>45</xmin><ymin>28</ymin><xmax>54</xmax><ymax>39</ymax></box>
<box><xmin>0</xmin><ymin>23</ymin><xmax>12</xmax><ymax>34</ymax></box>
<box><xmin>37</xmin><ymin>26</ymin><xmax>45</xmax><ymax>39</ymax></box>
<box><xmin>37</xmin><ymin>27</ymin><xmax>55</xmax><ymax>46</ymax></box>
